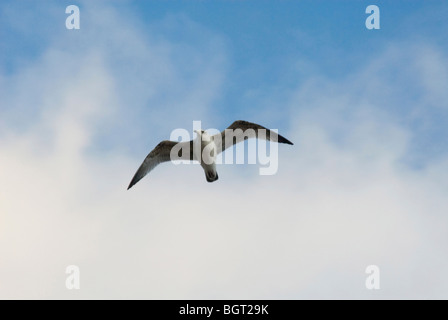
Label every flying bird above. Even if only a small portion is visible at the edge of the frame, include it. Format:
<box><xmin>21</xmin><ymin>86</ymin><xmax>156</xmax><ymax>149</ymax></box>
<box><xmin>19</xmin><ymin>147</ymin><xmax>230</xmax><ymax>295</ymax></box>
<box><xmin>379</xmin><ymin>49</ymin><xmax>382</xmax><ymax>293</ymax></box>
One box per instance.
<box><xmin>127</xmin><ymin>120</ymin><xmax>293</xmax><ymax>189</ymax></box>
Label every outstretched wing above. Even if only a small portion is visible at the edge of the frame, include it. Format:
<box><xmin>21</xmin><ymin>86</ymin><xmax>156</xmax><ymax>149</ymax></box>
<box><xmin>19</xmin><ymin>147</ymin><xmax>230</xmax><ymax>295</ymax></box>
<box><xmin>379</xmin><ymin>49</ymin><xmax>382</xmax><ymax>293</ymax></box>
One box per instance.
<box><xmin>212</xmin><ymin>120</ymin><xmax>293</xmax><ymax>154</ymax></box>
<box><xmin>127</xmin><ymin>140</ymin><xmax>193</xmax><ymax>190</ymax></box>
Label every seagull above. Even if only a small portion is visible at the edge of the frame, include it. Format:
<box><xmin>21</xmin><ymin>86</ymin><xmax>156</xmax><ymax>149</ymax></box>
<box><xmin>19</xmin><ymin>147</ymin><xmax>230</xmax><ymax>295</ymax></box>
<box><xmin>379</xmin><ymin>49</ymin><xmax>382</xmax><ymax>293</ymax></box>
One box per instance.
<box><xmin>127</xmin><ymin>120</ymin><xmax>293</xmax><ymax>189</ymax></box>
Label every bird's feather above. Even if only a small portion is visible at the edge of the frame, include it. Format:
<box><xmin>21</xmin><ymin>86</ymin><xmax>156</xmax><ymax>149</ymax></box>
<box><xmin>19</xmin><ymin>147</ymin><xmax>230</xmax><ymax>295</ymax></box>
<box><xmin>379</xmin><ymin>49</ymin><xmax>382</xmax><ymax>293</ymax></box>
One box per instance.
<box><xmin>127</xmin><ymin>140</ymin><xmax>193</xmax><ymax>190</ymax></box>
<box><xmin>213</xmin><ymin>120</ymin><xmax>293</xmax><ymax>154</ymax></box>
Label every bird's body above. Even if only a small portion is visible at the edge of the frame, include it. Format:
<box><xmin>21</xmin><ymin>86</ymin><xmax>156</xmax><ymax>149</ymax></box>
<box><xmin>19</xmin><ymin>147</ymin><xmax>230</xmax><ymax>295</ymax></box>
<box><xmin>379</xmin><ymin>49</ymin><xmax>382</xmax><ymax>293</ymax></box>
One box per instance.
<box><xmin>195</xmin><ymin>130</ymin><xmax>219</xmax><ymax>182</ymax></box>
<box><xmin>127</xmin><ymin>120</ymin><xmax>293</xmax><ymax>189</ymax></box>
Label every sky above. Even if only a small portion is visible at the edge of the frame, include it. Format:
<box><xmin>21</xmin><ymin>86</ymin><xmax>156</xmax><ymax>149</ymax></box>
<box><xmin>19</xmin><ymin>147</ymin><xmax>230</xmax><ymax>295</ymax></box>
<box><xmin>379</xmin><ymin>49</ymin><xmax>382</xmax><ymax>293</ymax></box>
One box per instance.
<box><xmin>0</xmin><ymin>0</ymin><xmax>447</xmax><ymax>299</ymax></box>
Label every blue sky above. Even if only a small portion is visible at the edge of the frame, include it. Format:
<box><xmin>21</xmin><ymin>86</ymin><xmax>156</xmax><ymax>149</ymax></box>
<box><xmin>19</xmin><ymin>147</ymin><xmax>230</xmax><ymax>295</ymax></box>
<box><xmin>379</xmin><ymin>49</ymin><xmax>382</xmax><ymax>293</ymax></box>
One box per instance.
<box><xmin>1</xmin><ymin>1</ymin><xmax>448</xmax><ymax>299</ymax></box>
<box><xmin>2</xmin><ymin>1</ymin><xmax>447</xmax><ymax>163</ymax></box>
<box><xmin>3</xmin><ymin>1</ymin><xmax>447</xmax><ymax>76</ymax></box>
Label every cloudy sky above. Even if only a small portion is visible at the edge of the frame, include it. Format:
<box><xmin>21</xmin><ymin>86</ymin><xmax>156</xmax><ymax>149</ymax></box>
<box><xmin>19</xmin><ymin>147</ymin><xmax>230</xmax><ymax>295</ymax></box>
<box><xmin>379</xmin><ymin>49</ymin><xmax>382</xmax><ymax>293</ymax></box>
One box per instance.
<box><xmin>1</xmin><ymin>0</ymin><xmax>447</xmax><ymax>299</ymax></box>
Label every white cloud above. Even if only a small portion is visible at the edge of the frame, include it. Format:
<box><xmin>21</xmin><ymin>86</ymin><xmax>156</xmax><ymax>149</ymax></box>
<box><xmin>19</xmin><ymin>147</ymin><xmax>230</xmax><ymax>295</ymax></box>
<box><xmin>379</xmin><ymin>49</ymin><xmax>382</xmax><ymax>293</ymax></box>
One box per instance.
<box><xmin>1</xmin><ymin>2</ymin><xmax>448</xmax><ymax>299</ymax></box>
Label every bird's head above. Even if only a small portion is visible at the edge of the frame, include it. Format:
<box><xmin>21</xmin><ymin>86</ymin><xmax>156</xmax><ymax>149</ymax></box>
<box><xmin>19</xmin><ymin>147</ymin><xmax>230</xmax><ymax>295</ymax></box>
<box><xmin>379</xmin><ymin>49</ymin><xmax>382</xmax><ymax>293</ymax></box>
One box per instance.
<box><xmin>194</xmin><ymin>129</ymin><xmax>211</xmax><ymax>141</ymax></box>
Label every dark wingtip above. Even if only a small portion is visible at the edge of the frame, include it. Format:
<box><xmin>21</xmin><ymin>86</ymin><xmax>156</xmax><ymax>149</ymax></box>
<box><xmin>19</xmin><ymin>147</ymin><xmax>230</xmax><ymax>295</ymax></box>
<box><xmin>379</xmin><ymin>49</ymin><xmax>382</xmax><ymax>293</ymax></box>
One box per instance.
<box><xmin>278</xmin><ymin>135</ymin><xmax>294</xmax><ymax>145</ymax></box>
<box><xmin>127</xmin><ymin>172</ymin><xmax>144</xmax><ymax>190</ymax></box>
<box><xmin>127</xmin><ymin>181</ymin><xmax>136</xmax><ymax>190</ymax></box>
